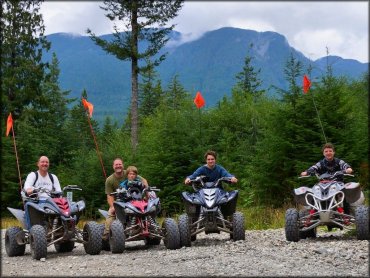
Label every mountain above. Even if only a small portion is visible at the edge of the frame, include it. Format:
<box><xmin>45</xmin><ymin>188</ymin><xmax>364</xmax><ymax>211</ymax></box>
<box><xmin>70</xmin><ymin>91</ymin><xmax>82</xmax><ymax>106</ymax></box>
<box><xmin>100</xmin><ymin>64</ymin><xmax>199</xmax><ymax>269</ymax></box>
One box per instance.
<box><xmin>43</xmin><ymin>27</ymin><xmax>368</xmax><ymax>124</ymax></box>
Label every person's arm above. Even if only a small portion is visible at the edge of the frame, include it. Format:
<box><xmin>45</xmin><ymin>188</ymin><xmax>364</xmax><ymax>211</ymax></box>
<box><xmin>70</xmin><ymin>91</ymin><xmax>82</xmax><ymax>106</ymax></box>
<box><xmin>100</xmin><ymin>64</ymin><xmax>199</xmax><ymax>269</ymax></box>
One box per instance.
<box><xmin>301</xmin><ymin>161</ymin><xmax>321</xmax><ymax>176</ymax></box>
<box><xmin>105</xmin><ymin>178</ymin><xmax>115</xmax><ymax>215</ymax></box>
<box><xmin>185</xmin><ymin>166</ymin><xmax>204</xmax><ymax>184</ymax></box>
<box><xmin>138</xmin><ymin>175</ymin><xmax>148</xmax><ymax>188</ymax></box>
<box><xmin>218</xmin><ymin>165</ymin><xmax>237</xmax><ymax>183</ymax></box>
<box><xmin>107</xmin><ymin>195</ymin><xmax>115</xmax><ymax>215</ymax></box>
<box><xmin>24</xmin><ymin>172</ymin><xmax>37</xmax><ymax>195</ymax></box>
<box><xmin>52</xmin><ymin>174</ymin><xmax>62</xmax><ymax>192</ymax></box>
<box><xmin>339</xmin><ymin>160</ymin><xmax>352</xmax><ymax>174</ymax></box>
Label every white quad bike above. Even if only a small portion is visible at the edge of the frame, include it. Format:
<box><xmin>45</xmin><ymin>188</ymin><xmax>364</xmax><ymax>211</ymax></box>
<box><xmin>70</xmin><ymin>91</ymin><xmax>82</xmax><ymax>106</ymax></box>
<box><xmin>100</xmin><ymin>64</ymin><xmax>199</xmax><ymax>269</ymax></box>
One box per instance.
<box><xmin>285</xmin><ymin>171</ymin><xmax>368</xmax><ymax>242</ymax></box>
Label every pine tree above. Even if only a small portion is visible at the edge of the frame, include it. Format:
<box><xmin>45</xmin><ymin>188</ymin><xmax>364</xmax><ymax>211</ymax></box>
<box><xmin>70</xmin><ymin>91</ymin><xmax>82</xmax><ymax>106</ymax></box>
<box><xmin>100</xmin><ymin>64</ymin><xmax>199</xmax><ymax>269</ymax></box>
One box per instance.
<box><xmin>87</xmin><ymin>0</ymin><xmax>184</xmax><ymax>150</ymax></box>
<box><xmin>1</xmin><ymin>0</ymin><xmax>50</xmax><ymax>118</ymax></box>
<box><xmin>139</xmin><ymin>59</ymin><xmax>163</xmax><ymax>118</ymax></box>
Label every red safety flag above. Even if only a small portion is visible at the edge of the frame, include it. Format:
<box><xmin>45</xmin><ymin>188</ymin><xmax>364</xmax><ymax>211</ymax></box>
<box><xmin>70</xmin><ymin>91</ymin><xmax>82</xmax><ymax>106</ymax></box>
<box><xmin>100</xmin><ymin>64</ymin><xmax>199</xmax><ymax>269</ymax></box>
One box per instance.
<box><xmin>6</xmin><ymin>113</ymin><xmax>13</xmax><ymax>136</ymax></box>
<box><xmin>82</xmin><ymin>98</ymin><xmax>94</xmax><ymax>117</ymax></box>
<box><xmin>303</xmin><ymin>75</ymin><xmax>311</xmax><ymax>94</ymax></box>
<box><xmin>194</xmin><ymin>91</ymin><xmax>205</xmax><ymax>109</ymax></box>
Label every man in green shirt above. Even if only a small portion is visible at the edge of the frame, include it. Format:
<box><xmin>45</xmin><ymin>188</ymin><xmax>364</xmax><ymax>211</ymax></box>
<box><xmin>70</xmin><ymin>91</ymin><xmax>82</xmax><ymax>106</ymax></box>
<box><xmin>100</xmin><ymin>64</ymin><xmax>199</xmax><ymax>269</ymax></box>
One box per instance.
<box><xmin>102</xmin><ymin>158</ymin><xmax>147</xmax><ymax>245</ymax></box>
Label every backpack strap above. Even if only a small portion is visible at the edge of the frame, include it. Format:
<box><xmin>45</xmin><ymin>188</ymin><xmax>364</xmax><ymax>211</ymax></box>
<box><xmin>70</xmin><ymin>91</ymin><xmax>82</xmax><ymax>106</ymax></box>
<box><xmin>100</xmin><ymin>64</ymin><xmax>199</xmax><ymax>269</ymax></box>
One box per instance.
<box><xmin>32</xmin><ymin>171</ymin><xmax>39</xmax><ymax>186</ymax></box>
<box><xmin>48</xmin><ymin>173</ymin><xmax>55</xmax><ymax>190</ymax></box>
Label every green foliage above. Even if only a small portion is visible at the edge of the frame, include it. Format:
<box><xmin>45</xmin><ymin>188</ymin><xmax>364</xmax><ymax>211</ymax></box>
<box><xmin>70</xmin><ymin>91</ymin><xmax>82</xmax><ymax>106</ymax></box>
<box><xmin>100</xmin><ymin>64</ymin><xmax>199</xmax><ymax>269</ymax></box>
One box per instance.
<box><xmin>1</xmin><ymin>0</ymin><xmax>50</xmax><ymax>117</ymax></box>
<box><xmin>87</xmin><ymin>0</ymin><xmax>184</xmax><ymax>148</ymax></box>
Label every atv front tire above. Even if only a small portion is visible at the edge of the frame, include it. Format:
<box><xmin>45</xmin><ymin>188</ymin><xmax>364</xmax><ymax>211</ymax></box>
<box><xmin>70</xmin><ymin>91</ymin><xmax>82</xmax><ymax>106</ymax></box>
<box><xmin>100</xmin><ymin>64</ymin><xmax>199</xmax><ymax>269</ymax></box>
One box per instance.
<box><xmin>5</xmin><ymin>226</ymin><xmax>26</xmax><ymax>257</ymax></box>
<box><xmin>29</xmin><ymin>224</ymin><xmax>47</xmax><ymax>260</ymax></box>
<box><xmin>355</xmin><ymin>205</ymin><xmax>369</xmax><ymax>240</ymax></box>
<box><xmin>178</xmin><ymin>213</ymin><xmax>191</xmax><ymax>247</ymax></box>
<box><xmin>285</xmin><ymin>208</ymin><xmax>300</xmax><ymax>242</ymax></box>
<box><xmin>163</xmin><ymin>218</ymin><xmax>180</xmax><ymax>250</ymax></box>
<box><xmin>110</xmin><ymin>220</ymin><xmax>125</xmax><ymax>253</ymax></box>
<box><xmin>232</xmin><ymin>211</ymin><xmax>245</xmax><ymax>241</ymax></box>
<box><xmin>83</xmin><ymin>221</ymin><xmax>102</xmax><ymax>255</ymax></box>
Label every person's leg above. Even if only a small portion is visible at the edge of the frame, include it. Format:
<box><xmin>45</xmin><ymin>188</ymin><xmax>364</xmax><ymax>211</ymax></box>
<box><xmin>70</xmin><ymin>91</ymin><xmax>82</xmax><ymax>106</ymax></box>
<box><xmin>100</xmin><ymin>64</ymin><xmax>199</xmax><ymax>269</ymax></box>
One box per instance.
<box><xmin>102</xmin><ymin>213</ymin><xmax>115</xmax><ymax>240</ymax></box>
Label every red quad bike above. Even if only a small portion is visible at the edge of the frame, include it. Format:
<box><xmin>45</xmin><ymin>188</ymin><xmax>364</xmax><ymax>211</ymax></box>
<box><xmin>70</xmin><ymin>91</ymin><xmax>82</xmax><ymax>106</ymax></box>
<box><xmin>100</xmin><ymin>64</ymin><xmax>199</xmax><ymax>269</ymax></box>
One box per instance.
<box><xmin>5</xmin><ymin>185</ymin><xmax>102</xmax><ymax>260</ymax></box>
<box><xmin>98</xmin><ymin>181</ymin><xmax>180</xmax><ymax>253</ymax></box>
<box><xmin>285</xmin><ymin>171</ymin><xmax>369</xmax><ymax>242</ymax></box>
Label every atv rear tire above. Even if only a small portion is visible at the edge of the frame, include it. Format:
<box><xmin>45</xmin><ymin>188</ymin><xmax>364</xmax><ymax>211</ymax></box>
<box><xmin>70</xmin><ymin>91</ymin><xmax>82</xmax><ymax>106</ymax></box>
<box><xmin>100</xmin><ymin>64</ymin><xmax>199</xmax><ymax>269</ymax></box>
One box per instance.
<box><xmin>355</xmin><ymin>205</ymin><xmax>369</xmax><ymax>240</ymax></box>
<box><xmin>5</xmin><ymin>226</ymin><xmax>26</xmax><ymax>257</ymax></box>
<box><xmin>163</xmin><ymin>218</ymin><xmax>180</xmax><ymax>250</ymax></box>
<box><xmin>110</xmin><ymin>220</ymin><xmax>125</xmax><ymax>253</ymax></box>
<box><xmin>54</xmin><ymin>241</ymin><xmax>75</xmax><ymax>252</ymax></box>
<box><xmin>29</xmin><ymin>224</ymin><xmax>47</xmax><ymax>260</ymax></box>
<box><xmin>83</xmin><ymin>221</ymin><xmax>102</xmax><ymax>255</ymax></box>
<box><xmin>285</xmin><ymin>208</ymin><xmax>300</xmax><ymax>242</ymax></box>
<box><xmin>178</xmin><ymin>213</ymin><xmax>191</xmax><ymax>247</ymax></box>
<box><xmin>232</xmin><ymin>212</ymin><xmax>245</xmax><ymax>241</ymax></box>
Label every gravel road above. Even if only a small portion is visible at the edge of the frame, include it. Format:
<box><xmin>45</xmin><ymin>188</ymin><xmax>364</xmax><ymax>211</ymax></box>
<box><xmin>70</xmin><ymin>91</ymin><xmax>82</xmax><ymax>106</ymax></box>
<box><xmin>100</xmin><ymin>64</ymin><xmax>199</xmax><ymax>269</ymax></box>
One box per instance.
<box><xmin>1</xmin><ymin>228</ymin><xmax>368</xmax><ymax>277</ymax></box>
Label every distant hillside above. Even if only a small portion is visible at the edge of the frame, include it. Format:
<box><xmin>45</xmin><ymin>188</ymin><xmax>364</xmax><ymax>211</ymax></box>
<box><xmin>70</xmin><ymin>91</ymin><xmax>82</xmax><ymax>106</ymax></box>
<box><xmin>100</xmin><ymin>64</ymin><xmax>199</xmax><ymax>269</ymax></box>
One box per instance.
<box><xmin>43</xmin><ymin>27</ymin><xmax>368</xmax><ymax>124</ymax></box>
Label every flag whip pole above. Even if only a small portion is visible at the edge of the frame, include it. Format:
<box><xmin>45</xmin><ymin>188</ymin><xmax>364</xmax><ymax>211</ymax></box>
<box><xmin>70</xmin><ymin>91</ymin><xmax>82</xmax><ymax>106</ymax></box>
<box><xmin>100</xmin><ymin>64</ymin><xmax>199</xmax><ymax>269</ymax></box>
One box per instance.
<box><xmin>310</xmin><ymin>92</ymin><xmax>327</xmax><ymax>143</ymax></box>
<box><xmin>82</xmin><ymin>100</ymin><xmax>107</xmax><ymax>179</ymax></box>
<box><xmin>304</xmin><ymin>74</ymin><xmax>327</xmax><ymax>143</ymax></box>
<box><xmin>85</xmin><ymin>113</ymin><xmax>107</xmax><ymax>179</ymax></box>
<box><xmin>11</xmin><ymin>124</ymin><xmax>23</xmax><ymax>191</ymax></box>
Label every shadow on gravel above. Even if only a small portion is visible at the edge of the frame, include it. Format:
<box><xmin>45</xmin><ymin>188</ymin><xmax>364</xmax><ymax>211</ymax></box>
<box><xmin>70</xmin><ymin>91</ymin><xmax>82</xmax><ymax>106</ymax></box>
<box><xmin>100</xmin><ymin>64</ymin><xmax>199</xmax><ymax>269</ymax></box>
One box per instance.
<box><xmin>306</xmin><ymin>235</ymin><xmax>357</xmax><ymax>242</ymax></box>
<box><xmin>191</xmin><ymin>236</ymin><xmax>230</xmax><ymax>247</ymax></box>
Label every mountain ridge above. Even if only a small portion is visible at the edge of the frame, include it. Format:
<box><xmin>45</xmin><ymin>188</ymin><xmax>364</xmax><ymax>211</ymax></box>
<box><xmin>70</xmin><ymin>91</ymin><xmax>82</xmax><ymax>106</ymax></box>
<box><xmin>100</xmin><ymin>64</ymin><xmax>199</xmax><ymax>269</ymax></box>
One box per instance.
<box><xmin>43</xmin><ymin>27</ymin><xmax>368</xmax><ymax>124</ymax></box>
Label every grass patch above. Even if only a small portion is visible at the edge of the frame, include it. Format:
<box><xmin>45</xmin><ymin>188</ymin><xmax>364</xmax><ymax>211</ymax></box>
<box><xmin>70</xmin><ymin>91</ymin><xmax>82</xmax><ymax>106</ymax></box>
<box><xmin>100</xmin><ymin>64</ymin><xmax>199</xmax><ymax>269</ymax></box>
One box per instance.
<box><xmin>1</xmin><ymin>216</ymin><xmax>106</xmax><ymax>230</ymax></box>
<box><xmin>240</xmin><ymin>205</ymin><xmax>289</xmax><ymax>230</ymax></box>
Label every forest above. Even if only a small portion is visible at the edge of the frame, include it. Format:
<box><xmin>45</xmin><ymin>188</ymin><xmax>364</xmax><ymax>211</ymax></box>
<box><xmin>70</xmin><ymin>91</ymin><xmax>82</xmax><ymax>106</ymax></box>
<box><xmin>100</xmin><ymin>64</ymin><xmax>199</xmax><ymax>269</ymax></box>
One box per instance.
<box><xmin>1</xmin><ymin>1</ymin><xmax>368</xmax><ymax>219</ymax></box>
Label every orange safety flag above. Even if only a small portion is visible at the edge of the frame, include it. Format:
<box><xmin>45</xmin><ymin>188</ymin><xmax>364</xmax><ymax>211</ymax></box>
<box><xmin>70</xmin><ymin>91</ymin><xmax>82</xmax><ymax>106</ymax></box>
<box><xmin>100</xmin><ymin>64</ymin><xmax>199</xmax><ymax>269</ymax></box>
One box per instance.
<box><xmin>82</xmin><ymin>98</ymin><xmax>94</xmax><ymax>117</ymax></box>
<box><xmin>6</xmin><ymin>112</ymin><xmax>13</xmax><ymax>136</ymax></box>
<box><xmin>303</xmin><ymin>75</ymin><xmax>311</xmax><ymax>94</ymax></box>
<box><xmin>194</xmin><ymin>91</ymin><xmax>205</xmax><ymax>109</ymax></box>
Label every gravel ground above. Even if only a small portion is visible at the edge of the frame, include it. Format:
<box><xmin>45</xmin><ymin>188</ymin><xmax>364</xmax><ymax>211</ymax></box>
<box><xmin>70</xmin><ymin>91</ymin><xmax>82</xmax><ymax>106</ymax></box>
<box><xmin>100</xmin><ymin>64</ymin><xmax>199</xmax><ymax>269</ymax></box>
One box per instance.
<box><xmin>1</xmin><ymin>228</ymin><xmax>368</xmax><ymax>277</ymax></box>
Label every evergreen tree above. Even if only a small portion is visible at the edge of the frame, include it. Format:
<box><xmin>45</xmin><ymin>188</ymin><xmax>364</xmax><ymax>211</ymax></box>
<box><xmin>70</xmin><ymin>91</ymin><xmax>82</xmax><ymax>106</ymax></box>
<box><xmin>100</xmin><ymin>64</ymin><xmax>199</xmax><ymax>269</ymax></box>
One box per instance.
<box><xmin>139</xmin><ymin>59</ymin><xmax>163</xmax><ymax>118</ymax></box>
<box><xmin>1</xmin><ymin>0</ymin><xmax>50</xmax><ymax>118</ymax></box>
<box><xmin>87</xmin><ymin>0</ymin><xmax>184</xmax><ymax>150</ymax></box>
<box><xmin>235</xmin><ymin>43</ymin><xmax>263</xmax><ymax>98</ymax></box>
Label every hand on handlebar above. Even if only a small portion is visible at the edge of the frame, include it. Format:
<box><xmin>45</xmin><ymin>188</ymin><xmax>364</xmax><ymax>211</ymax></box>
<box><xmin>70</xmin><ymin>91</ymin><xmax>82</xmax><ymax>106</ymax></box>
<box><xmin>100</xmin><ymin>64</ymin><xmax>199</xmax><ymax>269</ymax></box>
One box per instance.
<box><xmin>184</xmin><ymin>178</ymin><xmax>191</xmax><ymax>185</ymax></box>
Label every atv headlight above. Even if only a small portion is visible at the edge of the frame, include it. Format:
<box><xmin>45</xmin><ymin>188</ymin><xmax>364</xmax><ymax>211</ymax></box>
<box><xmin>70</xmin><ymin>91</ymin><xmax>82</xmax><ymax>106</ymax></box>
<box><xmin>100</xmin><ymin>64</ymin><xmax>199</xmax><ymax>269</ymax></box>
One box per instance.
<box><xmin>124</xmin><ymin>208</ymin><xmax>134</xmax><ymax>214</ymax></box>
<box><xmin>192</xmin><ymin>198</ymin><xmax>201</xmax><ymax>205</ymax></box>
<box><xmin>44</xmin><ymin>208</ymin><xmax>58</xmax><ymax>214</ymax></box>
<box><xmin>148</xmin><ymin>206</ymin><xmax>156</xmax><ymax>213</ymax></box>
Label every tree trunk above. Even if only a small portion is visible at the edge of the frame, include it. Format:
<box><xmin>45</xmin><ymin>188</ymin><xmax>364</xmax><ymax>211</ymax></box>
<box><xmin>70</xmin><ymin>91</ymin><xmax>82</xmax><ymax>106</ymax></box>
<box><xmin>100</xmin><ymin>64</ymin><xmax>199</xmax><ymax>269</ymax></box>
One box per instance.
<box><xmin>130</xmin><ymin>4</ymin><xmax>139</xmax><ymax>150</ymax></box>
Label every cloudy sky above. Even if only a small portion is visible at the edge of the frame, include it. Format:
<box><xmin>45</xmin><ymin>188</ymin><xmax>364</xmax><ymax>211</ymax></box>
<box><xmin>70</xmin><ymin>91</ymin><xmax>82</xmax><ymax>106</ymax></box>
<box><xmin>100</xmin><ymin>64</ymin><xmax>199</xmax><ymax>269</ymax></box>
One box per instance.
<box><xmin>40</xmin><ymin>1</ymin><xmax>368</xmax><ymax>63</ymax></box>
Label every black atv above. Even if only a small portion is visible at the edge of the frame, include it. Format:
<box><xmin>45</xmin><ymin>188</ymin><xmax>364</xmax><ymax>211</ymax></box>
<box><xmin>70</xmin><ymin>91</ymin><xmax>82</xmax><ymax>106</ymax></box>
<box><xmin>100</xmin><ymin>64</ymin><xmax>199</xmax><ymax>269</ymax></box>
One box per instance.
<box><xmin>5</xmin><ymin>185</ymin><xmax>102</xmax><ymax>260</ymax></box>
<box><xmin>178</xmin><ymin>176</ymin><xmax>245</xmax><ymax>247</ymax></box>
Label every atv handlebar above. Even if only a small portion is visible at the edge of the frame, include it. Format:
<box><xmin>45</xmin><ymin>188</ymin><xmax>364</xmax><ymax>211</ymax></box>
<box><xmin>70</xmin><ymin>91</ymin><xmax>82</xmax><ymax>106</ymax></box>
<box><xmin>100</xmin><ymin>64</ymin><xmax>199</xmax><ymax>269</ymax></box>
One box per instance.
<box><xmin>299</xmin><ymin>171</ymin><xmax>354</xmax><ymax>180</ymax></box>
<box><xmin>111</xmin><ymin>185</ymin><xmax>160</xmax><ymax>200</ymax></box>
<box><xmin>63</xmin><ymin>185</ymin><xmax>82</xmax><ymax>191</ymax></box>
<box><xmin>25</xmin><ymin>187</ymin><xmax>63</xmax><ymax>199</ymax></box>
<box><xmin>190</xmin><ymin>176</ymin><xmax>233</xmax><ymax>191</ymax></box>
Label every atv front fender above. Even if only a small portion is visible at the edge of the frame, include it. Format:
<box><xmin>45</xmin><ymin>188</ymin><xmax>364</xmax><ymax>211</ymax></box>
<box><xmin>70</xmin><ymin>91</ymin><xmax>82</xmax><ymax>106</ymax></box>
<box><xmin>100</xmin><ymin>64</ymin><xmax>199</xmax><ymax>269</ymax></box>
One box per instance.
<box><xmin>98</xmin><ymin>209</ymin><xmax>109</xmax><ymax>219</ymax></box>
<box><xmin>70</xmin><ymin>200</ymin><xmax>85</xmax><ymax>214</ymax></box>
<box><xmin>220</xmin><ymin>190</ymin><xmax>239</xmax><ymax>216</ymax></box>
<box><xmin>181</xmin><ymin>192</ymin><xmax>195</xmax><ymax>204</ymax></box>
<box><xmin>7</xmin><ymin>207</ymin><xmax>26</xmax><ymax>229</ymax></box>
<box><xmin>294</xmin><ymin>187</ymin><xmax>312</xmax><ymax>206</ymax></box>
